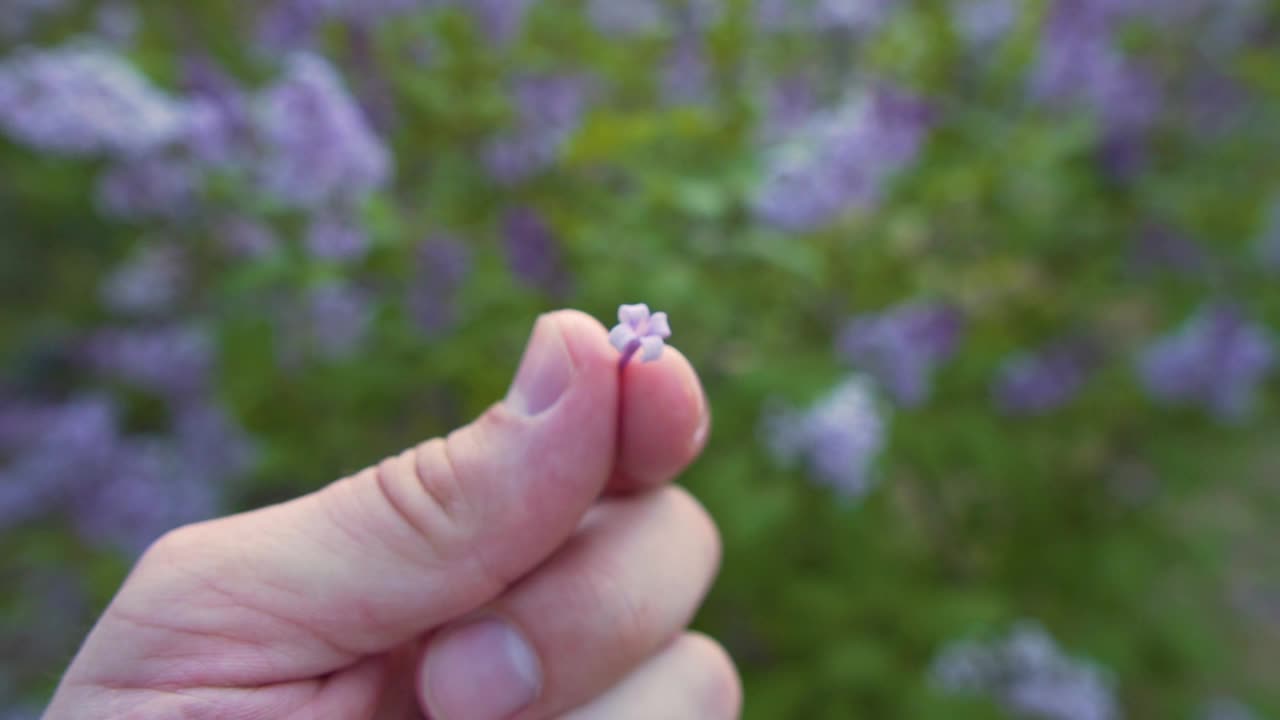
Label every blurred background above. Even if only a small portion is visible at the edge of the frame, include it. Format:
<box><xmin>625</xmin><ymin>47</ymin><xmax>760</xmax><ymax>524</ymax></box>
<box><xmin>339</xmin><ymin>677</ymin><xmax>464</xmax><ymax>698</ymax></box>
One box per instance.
<box><xmin>2</xmin><ymin>0</ymin><xmax>1279</xmax><ymax>717</ymax></box>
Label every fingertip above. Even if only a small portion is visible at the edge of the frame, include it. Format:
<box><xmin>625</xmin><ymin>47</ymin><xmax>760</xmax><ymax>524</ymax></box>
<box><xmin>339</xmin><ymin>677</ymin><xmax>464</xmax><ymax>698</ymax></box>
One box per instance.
<box><xmin>612</xmin><ymin>345</ymin><xmax>710</xmax><ymax>493</ymax></box>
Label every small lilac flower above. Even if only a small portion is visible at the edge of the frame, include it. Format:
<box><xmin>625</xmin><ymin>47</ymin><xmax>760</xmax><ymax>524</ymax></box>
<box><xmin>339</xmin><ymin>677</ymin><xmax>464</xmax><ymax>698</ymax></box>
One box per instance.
<box><xmin>1138</xmin><ymin>303</ymin><xmax>1275</xmax><ymax>420</ymax></box>
<box><xmin>100</xmin><ymin>243</ymin><xmax>186</xmax><ymax>316</ymax></box>
<box><xmin>0</xmin><ymin>45</ymin><xmax>189</xmax><ymax>157</ymax></box>
<box><xmin>609</xmin><ymin>304</ymin><xmax>672</xmax><ymax>367</ymax></box>
<box><xmin>836</xmin><ymin>302</ymin><xmax>963</xmax><ymax>407</ymax></box>
<box><xmin>994</xmin><ymin>341</ymin><xmax>1097</xmax><ymax>416</ymax></box>
<box><xmin>931</xmin><ymin>622</ymin><xmax>1119</xmax><ymax>720</ymax></box>
<box><xmin>305</xmin><ymin>213</ymin><xmax>371</xmax><ymax>263</ymax></box>
<box><xmin>762</xmin><ymin>376</ymin><xmax>888</xmax><ymax>502</ymax></box>
<box><xmin>255</xmin><ymin>53</ymin><xmax>392</xmax><ymax>209</ymax></box>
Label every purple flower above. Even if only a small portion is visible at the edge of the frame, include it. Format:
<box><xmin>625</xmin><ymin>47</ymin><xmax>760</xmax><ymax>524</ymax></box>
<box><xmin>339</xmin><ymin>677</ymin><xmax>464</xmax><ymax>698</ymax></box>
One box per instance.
<box><xmin>1138</xmin><ymin>303</ymin><xmax>1275</xmax><ymax>420</ymax></box>
<box><xmin>0</xmin><ymin>0</ymin><xmax>70</xmax><ymax>39</ymax></box>
<box><xmin>0</xmin><ymin>45</ymin><xmax>189</xmax><ymax>157</ymax></box>
<box><xmin>1130</xmin><ymin>224</ymin><xmax>1210</xmax><ymax>277</ymax></box>
<box><xmin>754</xmin><ymin>85</ymin><xmax>932</xmax><ymax>231</ymax></box>
<box><xmin>408</xmin><ymin>235</ymin><xmax>472</xmax><ymax>336</ymax></box>
<box><xmin>994</xmin><ymin>341</ymin><xmax>1097</xmax><ymax>416</ymax></box>
<box><xmin>83</xmin><ymin>325</ymin><xmax>214</xmax><ymax>399</ymax></box>
<box><xmin>71</xmin><ymin>437</ymin><xmax>220</xmax><ymax>556</ymax></box>
<box><xmin>932</xmin><ymin>622</ymin><xmax>1119</xmax><ymax>720</ymax></box>
<box><xmin>95</xmin><ymin>154</ymin><xmax>203</xmax><ymax>219</ymax></box>
<box><xmin>836</xmin><ymin>302</ymin><xmax>963</xmax><ymax>407</ymax></box>
<box><xmin>255</xmin><ymin>53</ymin><xmax>392</xmax><ymax>209</ymax></box>
<box><xmin>662</xmin><ymin>32</ymin><xmax>710</xmax><ymax>106</ymax></box>
<box><xmin>305</xmin><ymin>213</ymin><xmax>371</xmax><ymax>263</ymax></box>
<box><xmin>502</xmin><ymin>207</ymin><xmax>572</xmax><ymax>296</ymax></box>
<box><xmin>484</xmin><ymin>75</ymin><xmax>589</xmax><ymax>184</ymax></box>
<box><xmin>1030</xmin><ymin>2</ymin><xmax>1163</xmax><ymax>136</ymax></box>
<box><xmin>609</xmin><ymin>304</ymin><xmax>672</xmax><ymax>366</ymax></box>
<box><xmin>100</xmin><ymin>243</ymin><xmax>186</xmax><ymax>316</ymax></box>
<box><xmin>588</xmin><ymin>0</ymin><xmax>665</xmax><ymax>35</ymax></box>
<box><xmin>218</xmin><ymin>216</ymin><xmax>280</xmax><ymax>259</ymax></box>
<box><xmin>762</xmin><ymin>376</ymin><xmax>888</xmax><ymax>501</ymax></box>
<box><xmin>951</xmin><ymin>0</ymin><xmax>1018</xmax><ymax>47</ymax></box>
<box><xmin>814</xmin><ymin>0</ymin><xmax>891</xmax><ymax>32</ymax></box>
<box><xmin>467</xmin><ymin>0</ymin><xmax>537</xmax><ymax>44</ymax></box>
<box><xmin>294</xmin><ymin>282</ymin><xmax>373</xmax><ymax>361</ymax></box>
<box><xmin>0</xmin><ymin>396</ymin><xmax>119</xmax><ymax>531</ymax></box>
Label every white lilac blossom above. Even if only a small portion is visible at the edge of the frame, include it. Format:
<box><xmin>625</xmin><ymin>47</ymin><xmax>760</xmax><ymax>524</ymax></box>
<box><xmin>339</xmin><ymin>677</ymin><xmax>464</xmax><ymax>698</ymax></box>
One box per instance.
<box><xmin>255</xmin><ymin>53</ymin><xmax>391</xmax><ymax>209</ymax></box>
<box><xmin>836</xmin><ymin>302</ymin><xmax>963</xmax><ymax>407</ymax></box>
<box><xmin>754</xmin><ymin>85</ymin><xmax>932</xmax><ymax>231</ymax></box>
<box><xmin>762</xmin><ymin>376</ymin><xmax>888</xmax><ymax>502</ymax></box>
<box><xmin>931</xmin><ymin>622</ymin><xmax>1120</xmax><ymax>720</ymax></box>
<box><xmin>994</xmin><ymin>341</ymin><xmax>1097</xmax><ymax>416</ymax></box>
<box><xmin>0</xmin><ymin>45</ymin><xmax>190</xmax><ymax>157</ymax></box>
<box><xmin>100</xmin><ymin>244</ymin><xmax>187</xmax><ymax>316</ymax></box>
<box><xmin>484</xmin><ymin>75</ymin><xmax>590</xmax><ymax>185</ymax></box>
<box><xmin>609</xmin><ymin>304</ymin><xmax>673</xmax><ymax>367</ymax></box>
<box><xmin>1137</xmin><ymin>303</ymin><xmax>1275</xmax><ymax>421</ymax></box>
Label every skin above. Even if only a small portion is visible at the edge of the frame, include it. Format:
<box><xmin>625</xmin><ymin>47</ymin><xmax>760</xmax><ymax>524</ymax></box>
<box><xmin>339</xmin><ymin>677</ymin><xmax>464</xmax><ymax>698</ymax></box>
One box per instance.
<box><xmin>44</xmin><ymin>310</ymin><xmax>741</xmax><ymax>720</ymax></box>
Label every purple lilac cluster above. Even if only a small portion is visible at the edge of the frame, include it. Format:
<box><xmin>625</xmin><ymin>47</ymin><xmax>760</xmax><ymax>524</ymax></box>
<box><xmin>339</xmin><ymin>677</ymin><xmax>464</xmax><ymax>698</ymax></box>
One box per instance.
<box><xmin>502</xmin><ymin>207</ymin><xmax>572</xmax><ymax>297</ymax></box>
<box><xmin>757</xmin><ymin>0</ymin><xmax>891</xmax><ymax>34</ymax></box>
<box><xmin>588</xmin><ymin>0</ymin><xmax>665</xmax><ymax>35</ymax></box>
<box><xmin>0</xmin><ymin>0</ymin><xmax>70</xmax><ymax>39</ymax></box>
<box><xmin>754</xmin><ymin>85</ymin><xmax>932</xmax><ymax>231</ymax></box>
<box><xmin>82</xmin><ymin>324</ymin><xmax>214</xmax><ymax>400</ymax></box>
<box><xmin>0</xmin><ymin>45</ymin><xmax>190</xmax><ymax>157</ymax></box>
<box><xmin>950</xmin><ymin>0</ymin><xmax>1018</xmax><ymax>48</ymax></box>
<box><xmin>284</xmin><ymin>282</ymin><xmax>374</xmax><ymax>361</ymax></box>
<box><xmin>258</xmin><ymin>0</ymin><xmax>425</xmax><ymax>51</ymax></box>
<box><xmin>255</xmin><ymin>53</ymin><xmax>391</xmax><ymax>209</ymax></box>
<box><xmin>305</xmin><ymin>213</ymin><xmax>371</xmax><ymax>263</ymax></box>
<box><xmin>408</xmin><ymin>236</ymin><xmax>473</xmax><ymax>337</ymax></box>
<box><xmin>1031</xmin><ymin>0</ymin><xmax>1162</xmax><ymax>140</ymax></box>
<box><xmin>835</xmin><ymin>302</ymin><xmax>963</xmax><ymax>407</ymax></box>
<box><xmin>1129</xmin><ymin>224</ymin><xmax>1211</xmax><ymax>278</ymax></box>
<box><xmin>100</xmin><ymin>243</ymin><xmax>187</xmax><ymax>316</ymax></box>
<box><xmin>994</xmin><ymin>340</ymin><xmax>1097</xmax><ymax>416</ymax></box>
<box><xmin>1137</xmin><ymin>303</ymin><xmax>1275</xmax><ymax>421</ymax></box>
<box><xmin>931</xmin><ymin>622</ymin><xmax>1119</xmax><ymax>720</ymax></box>
<box><xmin>762</xmin><ymin>376</ymin><xmax>889</xmax><ymax>502</ymax></box>
<box><xmin>484</xmin><ymin>75</ymin><xmax>590</xmax><ymax>185</ymax></box>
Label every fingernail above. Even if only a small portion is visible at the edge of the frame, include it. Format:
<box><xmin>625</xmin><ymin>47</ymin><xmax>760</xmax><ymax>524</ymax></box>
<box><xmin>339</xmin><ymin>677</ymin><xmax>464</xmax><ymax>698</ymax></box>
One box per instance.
<box><xmin>507</xmin><ymin>315</ymin><xmax>574</xmax><ymax>416</ymax></box>
<box><xmin>422</xmin><ymin>617</ymin><xmax>541</xmax><ymax>720</ymax></box>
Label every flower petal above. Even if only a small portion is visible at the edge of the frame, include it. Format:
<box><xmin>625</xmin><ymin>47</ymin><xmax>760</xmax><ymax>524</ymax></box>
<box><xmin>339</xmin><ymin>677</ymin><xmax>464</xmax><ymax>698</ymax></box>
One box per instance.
<box><xmin>618</xmin><ymin>303</ymin><xmax>651</xmax><ymax>329</ymax></box>
<box><xmin>609</xmin><ymin>323</ymin><xmax>639</xmax><ymax>353</ymax></box>
<box><xmin>639</xmin><ymin>335</ymin><xmax>665</xmax><ymax>362</ymax></box>
<box><xmin>647</xmin><ymin>312</ymin><xmax>671</xmax><ymax>339</ymax></box>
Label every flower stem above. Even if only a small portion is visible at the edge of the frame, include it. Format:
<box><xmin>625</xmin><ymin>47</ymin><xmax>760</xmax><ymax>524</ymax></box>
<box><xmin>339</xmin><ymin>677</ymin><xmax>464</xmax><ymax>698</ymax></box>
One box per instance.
<box><xmin>618</xmin><ymin>340</ymin><xmax>641</xmax><ymax>372</ymax></box>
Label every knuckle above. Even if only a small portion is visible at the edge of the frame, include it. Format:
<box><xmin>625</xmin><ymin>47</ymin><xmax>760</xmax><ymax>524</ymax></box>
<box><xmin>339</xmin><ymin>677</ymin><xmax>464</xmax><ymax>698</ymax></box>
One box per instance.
<box><xmin>680</xmin><ymin>633</ymin><xmax>743</xmax><ymax>720</ymax></box>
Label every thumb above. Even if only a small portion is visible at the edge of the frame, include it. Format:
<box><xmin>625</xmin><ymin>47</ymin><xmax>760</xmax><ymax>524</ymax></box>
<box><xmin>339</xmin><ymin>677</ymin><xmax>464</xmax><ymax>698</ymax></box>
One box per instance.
<box><xmin>81</xmin><ymin>311</ymin><xmax>622</xmax><ymax>687</ymax></box>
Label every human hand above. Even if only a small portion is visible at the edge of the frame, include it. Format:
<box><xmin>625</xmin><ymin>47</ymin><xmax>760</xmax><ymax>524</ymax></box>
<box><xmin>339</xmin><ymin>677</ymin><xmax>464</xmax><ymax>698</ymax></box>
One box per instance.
<box><xmin>45</xmin><ymin>310</ymin><xmax>740</xmax><ymax>720</ymax></box>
